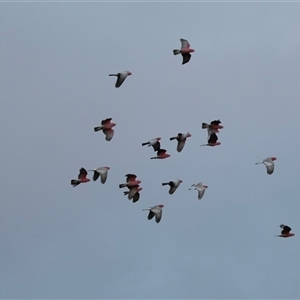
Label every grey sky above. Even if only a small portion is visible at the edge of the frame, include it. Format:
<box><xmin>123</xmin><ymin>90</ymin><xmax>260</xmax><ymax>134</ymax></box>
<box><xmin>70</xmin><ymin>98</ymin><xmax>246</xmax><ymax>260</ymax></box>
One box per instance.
<box><xmin>1</xmin><ymin>2</ymin><xmax>300</xmax><ymax>299</ymax></box>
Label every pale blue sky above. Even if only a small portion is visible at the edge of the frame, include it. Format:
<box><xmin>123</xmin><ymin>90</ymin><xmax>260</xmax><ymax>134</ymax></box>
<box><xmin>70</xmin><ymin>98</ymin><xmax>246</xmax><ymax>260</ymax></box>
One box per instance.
<box><xmin>1</xmin><ymin>2</ymin><xmax>300</xmax><ymax>299</ymax></box>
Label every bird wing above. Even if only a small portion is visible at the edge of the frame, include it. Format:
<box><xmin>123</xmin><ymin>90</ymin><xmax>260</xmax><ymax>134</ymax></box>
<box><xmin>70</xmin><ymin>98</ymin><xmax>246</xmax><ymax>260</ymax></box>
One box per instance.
<box><xmin>177</xmin><ymin>139</ymin><xmax>186</xmax><ymax>152</ymax></box>
<box><xmin>198</xmin><ymin>188</ymin><xmax>206</xmax><ymax>200</ymax></box>
<box><xmin>181</xmin><ymin>53</ymin><xmax>191</xmax><ymax>65</ymax></box>
<box><xmin>115</xmin><ymin>73</ymin><xmax>126</xmax><ymax>87</ymax></box>
<box><xmin>265</xmin><ymin>161</ymin><xmax>274</xmax><ymax>175</ymax></box>
<box><xmin>78</xmin><ymin>168</ymin><xmax>88</xmax><ymax>179</ymax></box>
<box><xmin>169</xmin><ymin>184</ymin><xmax>177</xmax><ymax>195</ymax></box>
<box><xmin>101</xmin><ymin>118</ymin><xmax>112</xmax><ymax>125</ymax></box>
<box><xmin>99</xmin><ymin>169</ymin><xmax>108</xmax><ymax>184</ymax></box>
<box><xmin>155</xmin><ymin>209</ymin><xmax>162</xmax><ymax>223</ymax></box>
<box><xmin>103</xmin><ymin>129</ymin><xmax>114</xmax><ymax>141</ymax></box>
<box><xmin>93</xmin><ymin>171</ymin><xmax>100</xmax><ymax>181</ymax></box>
<box><xmin>132</xmin><ymin>192</ymin><xmax>140</xmax><ymax>203</ymax></box>
<box><xmin>281</xmin><ymin>225</ymin><xmax>291</xmax><ymax>235</ymax></box>
<box><xmin>152</xmin><ymin>141</ymin><xmax>161</xmax><ymax>151</ymax></box>
<box><xmin>180</xmin><ymin>38</ymin><xmax>190</xmax><ymax>49</ymax></box>
<box><xmin>147</xmin><ymin>210</ymin><xmax>155</xmax><ymax>220</ymax></box>
<box><xmin>126</xmin><ymin>174</ymin><xmax>137</xmax><ymax>182</ymax></box>
<box><xmin>208</xmin><ymin>132</ymin><xmax>218</xmax><ymax>144</ymax></box>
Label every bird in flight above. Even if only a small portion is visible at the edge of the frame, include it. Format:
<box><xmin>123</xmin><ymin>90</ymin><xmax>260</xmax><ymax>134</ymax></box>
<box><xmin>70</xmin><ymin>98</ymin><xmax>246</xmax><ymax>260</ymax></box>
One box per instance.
<box><xmin>162</xmin><ymin>179</ymin><xmax>182</xmax><ymax>194</ymax></box>
<box><xmin>188</xmin><ymin>182</ymin><xmax>208</xmax><ymax>200</ymax></box>
<box><xmin>142</xmin><ymin>137</ymin><xmax>161</xmax><ymax>151</ymax></box>
<box><xmin>143</xmin><ymin>204</ymin><xmax>164</xmax><ymax>223</ymax></box>
<box><xmin>109</xmin><ymin>71</ymin><xmax>132</xmax><ymax>88</ymax></box>
<box><xmin>88</xmin><ymin>166</ymin><xmax>110</xmax><ymax>184</ymax></box>
<box><xmin>275</xmin><ymin>224</ymin><xmax>295</xmax><ymax>238</ymax></box>
<box><xmin>94</xmin><ymin>118</ymin><xmax>116</xmax><ymax>141</ymax></box>
<box><xmin>255</xmin><ymin>157</ymin><xmax>277</xmax><ymax>175</ymax></box>
<box><xmin>173</xmin><ymin>38</ymin><xmax>195</xmax><ymax>65</ymax></box>
<box><xmin>170</xmin><ymin>132</ymin><xmax>191</xmax><ymax>152</ymax></box>
<box><xmin>200</xmin><ymin>130</ymin><xmax>221</xmax><ymax>147</ymax></box>
<box><xmin>202</xmin><ymin>119</ymin><xmax>223</xmax><ymax>133</ymax></box>
<box><xmin>71</xmin><ymin>168</ymin><xmax>90</xmax><ymax>187</ymax></box>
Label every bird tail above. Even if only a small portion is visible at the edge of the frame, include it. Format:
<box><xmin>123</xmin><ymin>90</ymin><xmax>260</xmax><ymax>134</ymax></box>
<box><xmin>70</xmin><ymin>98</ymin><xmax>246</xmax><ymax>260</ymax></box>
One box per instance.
<box><xmin>202</xmin><ymin>123</ymin><xmax>209</xmax><ymax>129</ymax></box>
<box><xmin>142</xmin><ymin>142</ymin><xmax>149</xmax><ymax>146</ymax></box>
<box><xmin>173</xmin><ymin>49</ymin><xmax>180</xmax><ymax>55</ymax></box>
<box><xmin>94</xmin><ymin>126</ymin><xmax>102</xmax><ymax>132</ymax></box>
<box><xmin>150</xmin><ymin>157</ymin><xmax>157</xmax><ymax>159</ymax></box>
<box><xmin>119</xmin><ymin>183</ymin><xmax>126</xmax><ymax>188</ymax></box>
<box><xmin>109</xmin><ymin>74</ymin><xmax>117</xmax><ymax>76</ymax></box>
<box><xmin>71</xmin><ymin>180</ymin><xmax>80</xmax><ymax>187</ymax></box>
<box><xmin>255</xmin><ymin>162</ymin><xmax>262</xmax><ymax>165</ymax></box>
<box><xmin>170</xmin><ymin>137</ymin><xmax>177</xmax><ymax>140</ymax></box>
<box><xmin>162</xmin><ymin>182</ymin><xmax>169</xmax><ymax>186</ymax></box>
<box><xmin>123</xmin><ymin>191</ymin><xmax>129</xmax><ymax>195</ymax></box>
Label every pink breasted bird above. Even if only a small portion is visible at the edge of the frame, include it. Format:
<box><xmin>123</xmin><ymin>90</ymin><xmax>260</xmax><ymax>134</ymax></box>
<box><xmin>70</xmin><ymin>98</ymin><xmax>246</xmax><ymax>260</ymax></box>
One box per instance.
<box><xmin>255</xmin><ymin>157</ymin><xmax>277</xmax><ymax>175</ymax></box>
<box><xmin>162</xmin><ymin>179</ymin><xmax>182</xmax><ymax>195</ymax></box>
<box><xmin>94</xmin><ymin>118</ymin><xmax>116</xmax><ymax>141</ymax></box>
<box><xmin>200</xmin><ymin>130</ymin><xmax>221</xmax><ymax>147</ymax></box>
<box><xmin>188</xmin><ymin>182</ymin><xmax>208</xmax><ymax>200</ymax></box>
<box><xmin>170</xmin><ymin>132</ymin><xmax>191</xmax><ymax>152</ymax></box>
<box><xmin>88</xmin><ymin>166</ymin><xmax>110</xmax><ymax>184</ymax></box>
<box><xmin>150</xmin><ymin>149</ymin><xmax>170</xmax><ymax>159</ymax></box>
<box><xmin>71</xmin><ymin>168</ymin><xmax>90</xmax><ymax>187</ymax></box>
<box><xmin>275</xmin><ymin>224</ymin><xmax>295</xmax><ymax>238</ymax></box>
<box><xmin>119</xmin><ymin>174</ymin><xmax>141</xmax><ymax>188</ymax></box>
<box><xmin>109</xmin><ymin>71</ymin><xmax>132</xmax><ymax>88</ymax></box>
<box><xmin>173</xmin><ymin>38</ymin><xmax>195</xmax><ymax>65</ymax></box>
<box><xmin>142</xmin><ymin>137</ymin><xmax>161</xmax><ymax>151</ymax></box>
<box><xmin>142</xmin><ymin>204</ymin><xmax>164</xmax><ymax>223</ymax></box>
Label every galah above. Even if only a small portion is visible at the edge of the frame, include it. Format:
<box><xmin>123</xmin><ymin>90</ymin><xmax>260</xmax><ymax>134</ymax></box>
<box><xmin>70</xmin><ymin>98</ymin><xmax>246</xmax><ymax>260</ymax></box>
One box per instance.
<box><xmin>142</xmin><ymin>204</ymin><xmax>164</xmax><ymax>223</ymax></box>
<box><xmin>255</xmin><ymin>157</ymin><xmax>277</xmax><ymax>175</ymax></box>
<box><xmin>142</xmin><ymin>137</ymin><xmax>161</xmax><ymax>151</ymax></box>
<box><xmin>88</xmin><ymin>166</ymin><xmax>110</xmax><ymax>184</ymax></box>
<box><xmin>124</xmin><ymin>186</ymin><xmax>143</xmax><ymax>203</ymax></box>
<box><xmin>202</xmin><ymin>120</ymin><xmax>223</xmax><ymax>133</ymax></box>
<box><xmin>71</xmin><ymin>168</ymin><xmax>90</xmax><ymax>187</ymax></box>
<box><xmin>173</xmin><ymin>38</ymin><xmax>195</xmax><ymax>65</ymax></box>
<box><xmin>188</xmin><ymin>182</ymin><xmax>208</xmax><ymax>200</ymax></box>
<box><xmin>275</xmin><ymin>224</ymin><xmax>295</xmax><ymax>238</ymax></box>
<box><xmin>200</xmin><ymin>130</ymin><xmax>221</xmax><ymax>147</ymax></box>
<box><xmin>170</xmin><ymin>132</ymin><xmax>191</xmax><ymax>152</ymax></box>
<box><xmin>94</xmin><ymin>118</ymin><xmax>116</xmax><ymax>141</ymax></box>
<box><xmin>109</xmin><ymin>71</ymin><xmax>132</xmax><ymax>88</ymax></box>
<box><xmin>119</xmin><ymin>174</ymin><xmax>141</xmax><ymax>188</ymax></box>
<box><xmin>162</xmin><ymin>179</ymin><xmax>182</xmax><ymax>194</ymax></box>
<box><xmin>150</xmin><ymin>149</ymin><xmax>170</xmax><ymax>159</ymax></box>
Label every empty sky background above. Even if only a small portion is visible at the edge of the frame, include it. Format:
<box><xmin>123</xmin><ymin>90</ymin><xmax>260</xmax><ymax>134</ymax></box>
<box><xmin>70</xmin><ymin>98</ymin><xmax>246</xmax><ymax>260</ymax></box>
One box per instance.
<box><xmin>1</xmin><ymin>1</ymin><xmax>300</xmax><ymax>299</ymax></box>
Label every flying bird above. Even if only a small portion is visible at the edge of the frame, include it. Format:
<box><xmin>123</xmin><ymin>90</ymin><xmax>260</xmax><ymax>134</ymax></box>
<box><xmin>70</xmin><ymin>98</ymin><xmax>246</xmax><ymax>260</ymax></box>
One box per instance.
<box><xmin>255</xmin><ymin>157</ymin><xmax>277</xmax><ymax>175</ymax></box>
<box><xmin>109</xmin><ymin>71</ymin><xmax>132</xmax><ymax>88</ymax></box>
<box><xmin>142</xmin><ymin>204</ymin><xmax>164</xmax><ymax>223</ymax></box>
<box><xmin>173</xmin><ymin>38</ymin><xmax>195</xmax><ymax>65</ymax></box>
<box><xmin>188</xmin><ymin>182</ymin><xmax>208</xmax><ymax>200</ymax></box>
<box><xmin>275</xmin><ymin>224</ymin><xmax>295</xmax><ymax>238</ymax></box>
<box><xmin>162</xmin><ymin>179</ymin><xmax>182</xmax><ymax>194</ymax></box>
<box><xmin>200</xmin><ymin>130</ymin><xmax>221</xmax><ymax>147</ymax></box>
<box><xmin>119</xmin><ymin>174</ymin><xmax>141</xmax><ymax>188</ymax></box>
<box><xmin>88</xmin><ymin>166</ymin><xmax>110</xmax><ymax>184</ymax></box>
<box><xmin>124</xmin><ymin>186</ymin><xmax>143</xmax><ymax>203</ymax></box>
<box><xmin>170</xmin><ymin>132</ymin><xmax>191</xmax><ymax>152</ymax></box>
<box><xmin>94</xmin><ymin>118</ymin><xmax>116</xmax><ymax>141</ymax></box>
<box><xmin>202</xmin><ymin>120</ymin><xmax>223</xmax><ymax>133</ymax></box>
<box><xmin>142</xmin><ymin>137</ymin><xmax>161</xmax><ymax>151</ymax></box>
<box><xmin>150</xmin><ymin>149</ymin><xmax>170</xmax><ymax>159</ymax></box>
<box><xmin>71</xmin><ymin>168</ymin><xmax>90</xmax><ymax>187</ymax></box>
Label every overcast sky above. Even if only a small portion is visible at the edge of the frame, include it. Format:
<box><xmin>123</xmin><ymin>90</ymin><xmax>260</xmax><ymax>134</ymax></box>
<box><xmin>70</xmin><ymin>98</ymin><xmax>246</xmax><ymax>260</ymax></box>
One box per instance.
<box><xmin>1</xmin><ymin>2</ymin><xmax>300</xmax><ymax>299</ymax></box>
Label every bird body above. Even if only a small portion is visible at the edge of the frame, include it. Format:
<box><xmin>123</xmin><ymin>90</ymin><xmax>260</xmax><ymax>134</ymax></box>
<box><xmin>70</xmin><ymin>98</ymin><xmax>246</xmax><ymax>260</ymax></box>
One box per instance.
<box><xmin>162</xmin><ymin>179</ymin><xmax>182</xmax><ymax>194</ymax></box>
<box><xmin>275</xmin><ymin>224</ymin><xmax>295</xmax><ymax>238</ymax></box>
<box><xmin>173</xmin><ymin>39</ymin><xmax>195</xmax><ymax>64</ymax></box>
<box><xmin>255</xmin><ymin>157</ymin><xmax>277</xmax><ymax>174</ymax></box>
<box><xmin>170</xmin><ymin>132</ymin><xmax>191</xmax><ymax>152</ymax></box>
<box><xmin>189</xmin><ymin>182</ymin><xmax>208</xmax><ymax>200</ymax></box>
<box><xmin>71</xmin><ymin>168</ymin><xmax>90</xmax><ymax>187</ymax></box>
<box><xmin>109</xmin><ymin>71</ymin><xmax>132</xmax><ymax>88</ymax></box>
<box><xmin>94</xmin><ymin>118</ymin><xmax>116</xmax><ymax>141</ymax></box>
<box><xmin>150</xmin><ymin>149</ymin><xmax>170</xmax><ymax>159</ymax></box>
<box><xmin>143</xmin><ymin>204</ymin><xmax>164</xmax><ymax>223</ymax></box>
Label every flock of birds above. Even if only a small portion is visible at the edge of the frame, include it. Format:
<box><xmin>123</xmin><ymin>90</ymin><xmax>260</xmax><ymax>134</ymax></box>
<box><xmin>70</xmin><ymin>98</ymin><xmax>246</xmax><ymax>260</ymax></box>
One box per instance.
<box><xmin>70</xmin><ymin>39</ymin><xmax>294</xmax><ymax>238</ymax></box>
